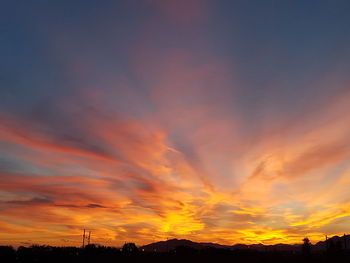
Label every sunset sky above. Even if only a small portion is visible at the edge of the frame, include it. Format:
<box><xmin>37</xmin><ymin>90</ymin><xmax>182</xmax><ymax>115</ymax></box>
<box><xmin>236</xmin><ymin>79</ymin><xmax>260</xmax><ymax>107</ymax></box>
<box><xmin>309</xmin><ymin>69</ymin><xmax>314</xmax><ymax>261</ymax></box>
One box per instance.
<box><xmin>1</xmin><ymin>0</ymin><xmax>350</xmax><ymax>247</ymax></box>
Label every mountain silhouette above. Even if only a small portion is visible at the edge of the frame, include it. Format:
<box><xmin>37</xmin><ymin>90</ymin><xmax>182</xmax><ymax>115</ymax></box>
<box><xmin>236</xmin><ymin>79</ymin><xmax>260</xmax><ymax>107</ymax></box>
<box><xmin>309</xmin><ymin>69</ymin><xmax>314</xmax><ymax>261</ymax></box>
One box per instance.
<box><xmin>140</xmin><ymin>235</ymin><xmax>350</xmax><ymax>252</ymax></box>
<box><xmin>140</xmin><ymin>238</ymin><xmax>230</xmax><ymax>252</ymax></box>
<box><xmin>313</xmin><ymin>234</ymin><xmax>350</xmax><ymax>251</ymax></box>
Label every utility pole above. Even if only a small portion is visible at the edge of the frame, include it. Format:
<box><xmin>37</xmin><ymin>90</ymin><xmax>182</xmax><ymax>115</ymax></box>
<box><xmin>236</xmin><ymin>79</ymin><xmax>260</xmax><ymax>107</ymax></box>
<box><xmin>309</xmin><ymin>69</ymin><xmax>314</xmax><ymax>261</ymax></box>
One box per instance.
<box><xmin>344</xmin><ymin>234</ymin><xmax>347</xmax><ymax>249</ymax></box>
<box><xmin>82</xmin><ymin>229</ymin><xmax>86</xmax><ymax>248</ymax></box>
<box><xmin>88</xmin><ymin>231</ymin><xmax>91</xmax><ymax>245</ymax></box>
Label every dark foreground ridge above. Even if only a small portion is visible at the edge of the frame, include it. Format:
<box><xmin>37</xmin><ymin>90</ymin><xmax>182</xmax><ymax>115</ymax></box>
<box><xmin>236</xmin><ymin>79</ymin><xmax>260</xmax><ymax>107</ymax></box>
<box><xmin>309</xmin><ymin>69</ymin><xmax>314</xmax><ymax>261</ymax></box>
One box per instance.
<box><xmin>1</xmin><ymin>235</ymin><xmax>350</xmax><ymax>263</ymax></box>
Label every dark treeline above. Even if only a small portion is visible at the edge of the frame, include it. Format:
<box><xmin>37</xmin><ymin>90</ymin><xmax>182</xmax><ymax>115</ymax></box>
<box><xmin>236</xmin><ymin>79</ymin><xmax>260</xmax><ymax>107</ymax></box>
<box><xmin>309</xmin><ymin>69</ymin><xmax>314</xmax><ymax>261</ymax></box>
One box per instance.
<box><xmin>1</xmin><ymin>242</ymin><xmax>350</xmax><ymax>263</ymax></box>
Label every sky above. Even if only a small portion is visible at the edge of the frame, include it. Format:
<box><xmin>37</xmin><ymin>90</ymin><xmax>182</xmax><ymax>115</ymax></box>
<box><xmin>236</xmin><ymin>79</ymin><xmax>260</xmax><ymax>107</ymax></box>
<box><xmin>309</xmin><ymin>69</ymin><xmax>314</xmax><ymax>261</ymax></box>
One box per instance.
<box><xmin>1</xmin><ymin>0</ymin><xmax>350</xmax><ymax>247</ymax></box>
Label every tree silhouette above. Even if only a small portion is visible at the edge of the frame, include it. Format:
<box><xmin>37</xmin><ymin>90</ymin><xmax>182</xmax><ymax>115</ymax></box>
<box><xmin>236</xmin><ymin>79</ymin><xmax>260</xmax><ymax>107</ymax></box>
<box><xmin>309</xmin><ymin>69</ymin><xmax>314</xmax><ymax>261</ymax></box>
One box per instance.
<box><xmin>302</xmin><ymin>237</ymin><xmax>311</xmax><ymax>259</ymax></box>
<box><xmin>122</xmin><ymin>243</ymin><xmax>139</xmax><ymax>254</ymax></box>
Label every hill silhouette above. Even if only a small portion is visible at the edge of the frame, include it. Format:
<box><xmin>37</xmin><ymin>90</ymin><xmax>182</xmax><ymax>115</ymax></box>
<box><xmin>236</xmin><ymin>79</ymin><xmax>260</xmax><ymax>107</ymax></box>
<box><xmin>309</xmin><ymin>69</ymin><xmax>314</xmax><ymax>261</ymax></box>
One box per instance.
<box><xmin>141</xmin><ymin>234</ymin><xmax>350</xmax><ymax>252</ymax></box>
<box><xmin>140</xmin><ymin>238</ymin><xmax>230</xmax><ymax>252</ymax></box>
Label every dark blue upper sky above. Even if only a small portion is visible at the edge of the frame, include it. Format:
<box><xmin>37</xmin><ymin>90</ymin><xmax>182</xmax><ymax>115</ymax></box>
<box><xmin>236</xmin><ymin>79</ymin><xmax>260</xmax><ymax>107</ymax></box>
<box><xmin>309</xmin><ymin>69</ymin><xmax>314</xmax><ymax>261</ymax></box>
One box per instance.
<box><xmin>2</xmin><ymin>0</ymin><xmax>350</xmax><ymax>117</ymax></box>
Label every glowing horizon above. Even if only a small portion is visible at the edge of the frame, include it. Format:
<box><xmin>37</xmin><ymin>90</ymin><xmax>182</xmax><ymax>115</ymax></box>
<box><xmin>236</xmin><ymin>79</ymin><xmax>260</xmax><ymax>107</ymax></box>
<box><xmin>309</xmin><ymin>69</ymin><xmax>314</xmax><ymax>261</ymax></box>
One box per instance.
<box><xmin>1</xmin><ymin>0</ymin><xmax>350</xmax><ymax>247</ymax></box>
